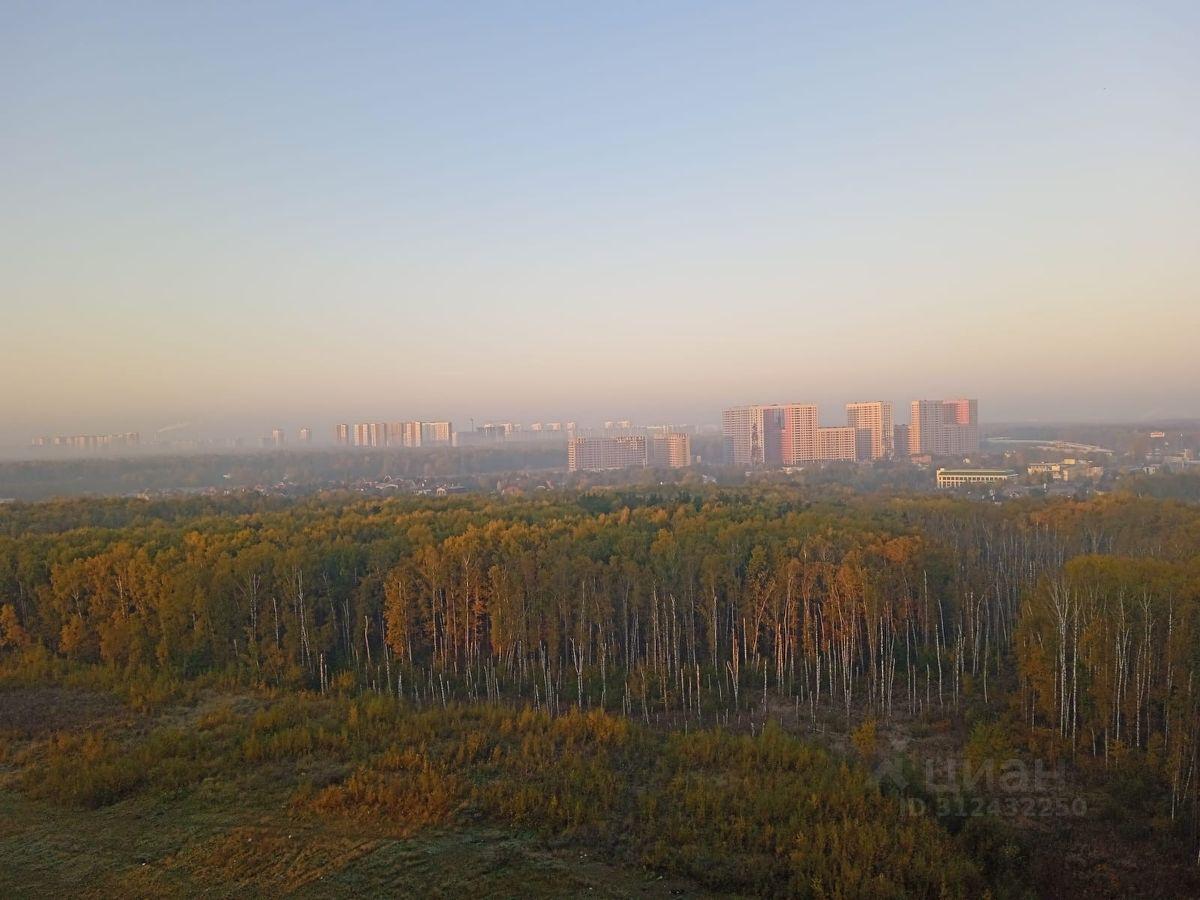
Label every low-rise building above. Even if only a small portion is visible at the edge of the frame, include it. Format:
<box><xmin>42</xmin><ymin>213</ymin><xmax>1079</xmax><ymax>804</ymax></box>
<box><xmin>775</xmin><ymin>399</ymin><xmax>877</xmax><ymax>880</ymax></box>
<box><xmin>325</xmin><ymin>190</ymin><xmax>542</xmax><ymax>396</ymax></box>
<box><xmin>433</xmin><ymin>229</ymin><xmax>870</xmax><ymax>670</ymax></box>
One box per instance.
<box><xmin>936</xmin><ymin>468</ymin><xmax>1017</xmax><ymax>488</ymax></box>
<box><xmin>1027</xmin><ymin>462</ymin><xmax>1063</xmax><ymax>477</ymax></box>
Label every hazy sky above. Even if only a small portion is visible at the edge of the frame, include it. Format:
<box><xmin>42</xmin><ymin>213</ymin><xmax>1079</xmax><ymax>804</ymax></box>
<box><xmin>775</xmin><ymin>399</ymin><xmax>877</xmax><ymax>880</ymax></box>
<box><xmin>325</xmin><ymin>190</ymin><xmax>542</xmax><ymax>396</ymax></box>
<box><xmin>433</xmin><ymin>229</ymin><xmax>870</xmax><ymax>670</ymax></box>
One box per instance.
<box><xmin>4</xmin><ymin>1</ymin><xmax>1198</xmax><ymax>442</ymax></box>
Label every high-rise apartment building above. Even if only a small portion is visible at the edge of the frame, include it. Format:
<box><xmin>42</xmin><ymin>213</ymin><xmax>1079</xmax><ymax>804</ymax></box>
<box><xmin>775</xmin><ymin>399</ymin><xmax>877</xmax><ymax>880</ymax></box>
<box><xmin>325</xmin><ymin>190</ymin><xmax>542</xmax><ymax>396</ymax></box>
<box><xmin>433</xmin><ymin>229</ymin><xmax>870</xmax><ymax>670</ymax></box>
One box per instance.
<box><xmin>725</xmin><ymin>403</ymin><xmax>867</xmax><ymax>465</ymax></box>
<box><xmin>421</xmin><ymin>421</ymin><xmax>453</xmax><ymax>445</ymax></box>
<box><xmin>723</xmin><ymin>406</ymin><xmax>768</xmax><ymax>466</ymax></box>
<box><xmin>909</xmin><ymin>399</ymin><xmax>979</xmax><ymax>456</ymax></box>
<box><xmin>779</xmin><ymin>404</ymin><xmax>818</xmax><ymax>465</ymax></box>
<box><xmin>353</xmin><ymin>422</ymin><xmax>387</xmax><ymax>448</ymax></box>
<box><xmin>760</xmin><ymin>407</ymin><xmax>784</xmax><ymax>465</ymax></box>
<box><xmin>567</xmin><ymin>435</ymin><xmax>648</xmax><ymax>472</ymax></box>
<box><xmin>908</xmin><ymin>400</ymin><xmax>944</xmax><ymax>456</ymax></box>
<box><xmin>386</xmin><ymin>421</ymin><xmax>421</xmax><ymax>448</ymax></box>
<box><xmin>270</xmin><ymin>428</ymin><xmax>286</xmax><ymax>447</ymax></box>
<box><xmin>337</xmin><ymin>419</ymin><xmax>452</xmax><ymax>448</ymax></box>
<box><xmin>942</xmin><ymin>398</ymin><xmax>979</xmax><ymax>454</ymax></box>
<box><xmin>298</xmin><ymin>427</ymin><xmax>312</xmax><ymax>444</ymax></box>
<box><xmin>816</xmin><ymin>426</ymin><xmax>859</xmax><ymax>461</ymax></box>
<box><xmin>943</xmin><ymin>399</ymin><xmax>973</xmax><ymax>423</ymax></box>
<box><xmin>845</xmin><ymin>401</ymin><xmax>894</xmax><ymax>460</ymax></box>
<box><xmin>724</xmin><ymin>405</ymin><xmax>878</xmax><ymax>468</ymax></box>
<box><xmin>648</xmin><ymin>432</ymin><xmax>691</xmax><ymax>468</ymax></box>
<box><xmin>477</xmin><ymin>422</ymin><xmax>515</xmax><ymax>440</ymax></box>
<box><xmin>944</xmin><ymin>420</ymin><xmax>980</xmax><ymax>455</ymax></box>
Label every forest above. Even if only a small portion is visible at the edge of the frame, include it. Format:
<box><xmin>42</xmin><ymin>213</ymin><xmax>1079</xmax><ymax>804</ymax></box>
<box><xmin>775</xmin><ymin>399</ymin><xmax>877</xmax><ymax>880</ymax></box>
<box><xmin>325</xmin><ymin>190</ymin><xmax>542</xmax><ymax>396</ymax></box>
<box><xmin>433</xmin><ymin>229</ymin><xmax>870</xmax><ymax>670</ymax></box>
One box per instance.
<box><xmin>2</xmin><ymin>482</ymin><xmax>1199</xmax><ymax>896</ymax></box>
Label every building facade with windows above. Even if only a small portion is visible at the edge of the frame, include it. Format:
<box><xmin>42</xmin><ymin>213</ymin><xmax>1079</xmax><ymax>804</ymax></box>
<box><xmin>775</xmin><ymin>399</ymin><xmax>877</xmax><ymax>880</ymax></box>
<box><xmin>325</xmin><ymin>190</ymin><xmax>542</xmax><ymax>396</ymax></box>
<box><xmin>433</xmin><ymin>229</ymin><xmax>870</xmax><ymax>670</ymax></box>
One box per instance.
<box><xmin>816</xmin><ymin>426</ymin><xmax>859</xmax><ymax>461</ymax></box>
<box><xmin>722</xmin><ymin>406</ymin><xmax>768</xmax><ymax>466</ymax></box>
<box><xmin>909</xmin><ymin>399</ymin><xmax>979</xmax><ymax>456</ymax></box>
<box><xmin>421</xmin><ymin>421</ymin><xmax>453</xmax><ymax>445</ymax></box>
<box><xmin>724</xmin><ymin>402</ymin><xmax>884</xmax><ymax>465</ymax></box>
<box><xmin>648</xmin><ymin>432</ymin><xmax>691</xmax><ymax>468</ymax></box>
<box><xmin>936</xmin><ymin>468</ymin><xmax>1015</xmax><ymax>488</ymax></box>
<box><xmin>568</xmin><ymin>435</ymin><xmax>648</xmax><ymax>472</ymax></box>
<box><xmin>846</xmin><ymin>401</ymin><xmax>894</xmax><ymax>460</ymax></box>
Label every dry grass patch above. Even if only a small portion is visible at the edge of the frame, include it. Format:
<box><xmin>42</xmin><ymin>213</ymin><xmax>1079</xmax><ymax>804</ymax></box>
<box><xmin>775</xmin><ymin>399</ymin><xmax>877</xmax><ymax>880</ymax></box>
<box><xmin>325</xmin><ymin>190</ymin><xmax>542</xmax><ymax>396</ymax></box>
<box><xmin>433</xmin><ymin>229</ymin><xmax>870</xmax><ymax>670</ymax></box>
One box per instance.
<box><xmin>164</xmin><ymin>824</ymin><xmax>384</xmax><ymax>893</ymax></box>
<box><xmin>0</xmin><ymin>686</ymin><xmax>125</xmax><ymax>737</ymax></box>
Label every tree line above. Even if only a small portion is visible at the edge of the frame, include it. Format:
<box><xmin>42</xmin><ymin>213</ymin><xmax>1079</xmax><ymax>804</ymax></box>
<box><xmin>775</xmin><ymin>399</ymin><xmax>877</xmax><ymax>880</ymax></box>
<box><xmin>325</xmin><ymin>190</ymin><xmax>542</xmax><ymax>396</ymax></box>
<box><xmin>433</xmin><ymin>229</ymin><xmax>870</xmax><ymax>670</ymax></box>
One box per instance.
<box><xmin>2</xmin><ymin>486</ymin><xmax>1199</xmax><ymax>859</ymax></box>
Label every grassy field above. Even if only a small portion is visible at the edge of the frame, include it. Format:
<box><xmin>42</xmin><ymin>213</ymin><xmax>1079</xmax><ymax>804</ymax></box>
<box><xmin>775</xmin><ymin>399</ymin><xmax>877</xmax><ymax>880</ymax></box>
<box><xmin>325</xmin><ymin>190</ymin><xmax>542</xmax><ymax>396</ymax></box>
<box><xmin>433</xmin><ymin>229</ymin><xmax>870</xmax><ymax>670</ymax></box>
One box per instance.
<box><xmin>0</xmin><ymin>685</ymin><xmax>711</xmax><ymax>898</ymax></box>
<box><xmin>0</xmin><ymin>792</ymin><xmax>712</xmax><ymax>898</ymax></box>
<box><xmin>2</xmin><ymin>680</ymin><xmax>1196</xmax><ymax>898</ymax></box>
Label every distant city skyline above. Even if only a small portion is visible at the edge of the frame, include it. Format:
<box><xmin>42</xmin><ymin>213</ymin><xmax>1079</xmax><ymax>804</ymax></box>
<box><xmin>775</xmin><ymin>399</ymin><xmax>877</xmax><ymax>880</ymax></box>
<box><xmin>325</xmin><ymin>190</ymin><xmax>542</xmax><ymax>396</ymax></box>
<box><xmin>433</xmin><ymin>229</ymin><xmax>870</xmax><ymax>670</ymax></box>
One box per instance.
<box><xmin>4</xmin><ymin>3</ymin><xmax>1198</xmax><ymax>444</ymax></box>
<box><xmin>12</xmin><ymin>393</ymin><xmax>1200</xmax><ymax>454</ymax></box>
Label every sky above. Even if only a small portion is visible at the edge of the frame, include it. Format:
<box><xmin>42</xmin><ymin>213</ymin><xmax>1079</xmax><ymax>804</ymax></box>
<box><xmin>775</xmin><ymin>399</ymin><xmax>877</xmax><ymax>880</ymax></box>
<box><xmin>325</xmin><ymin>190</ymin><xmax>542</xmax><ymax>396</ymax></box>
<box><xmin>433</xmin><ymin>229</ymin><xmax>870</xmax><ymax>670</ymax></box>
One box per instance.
<box><xmin>3</xmin><ymin>1</ymin><xmax>1198</xmax><ymax>444</ymax></box>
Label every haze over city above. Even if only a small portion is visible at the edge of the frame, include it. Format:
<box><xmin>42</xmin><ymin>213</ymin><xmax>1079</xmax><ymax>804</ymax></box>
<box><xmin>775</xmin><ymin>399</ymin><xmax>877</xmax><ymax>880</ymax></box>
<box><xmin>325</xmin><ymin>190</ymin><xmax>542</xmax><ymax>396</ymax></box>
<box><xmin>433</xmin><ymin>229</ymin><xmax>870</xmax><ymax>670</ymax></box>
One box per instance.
<box><xmin>4</xmin><ymin>2</ymin><xmax>1198</xmax><ymax>445</ymax></box>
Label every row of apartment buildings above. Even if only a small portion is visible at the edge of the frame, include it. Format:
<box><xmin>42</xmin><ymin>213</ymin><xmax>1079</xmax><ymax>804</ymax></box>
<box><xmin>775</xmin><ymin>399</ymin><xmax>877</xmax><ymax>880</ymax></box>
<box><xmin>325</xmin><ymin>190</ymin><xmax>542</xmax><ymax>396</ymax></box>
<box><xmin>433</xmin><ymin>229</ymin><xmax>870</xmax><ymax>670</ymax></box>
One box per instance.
<box><xmin>567</xmin><ymin>432</ymin><xmax>691</xmax><ymax>472</ymax></box>
<box><xmin>263</xmin><ymin>427</ymin><xmax>315</xmax><ymax>447</ymax></box>
<box><xmin>265</xmin><ymin>419</ymin><xmax>667</xmax><ymax>452</ymax></box>
<box><xmin>722</xmin><ymin>399</ymin><xmax>978</xmax><ymax>466</ymax></box>
<box><xmin>30</xmin><ymin>432</ymin><xmax>142</xmax><ymax>450</ymax></box>
<box><xmin>334</xmin><ymin>421</ymin><xmax>454</xmax><ymax>449</ymax></box>
<box><xmin>472</xmin><ymin>420</ymin><xmax>643</xmax><ymax>440</ymax></box>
